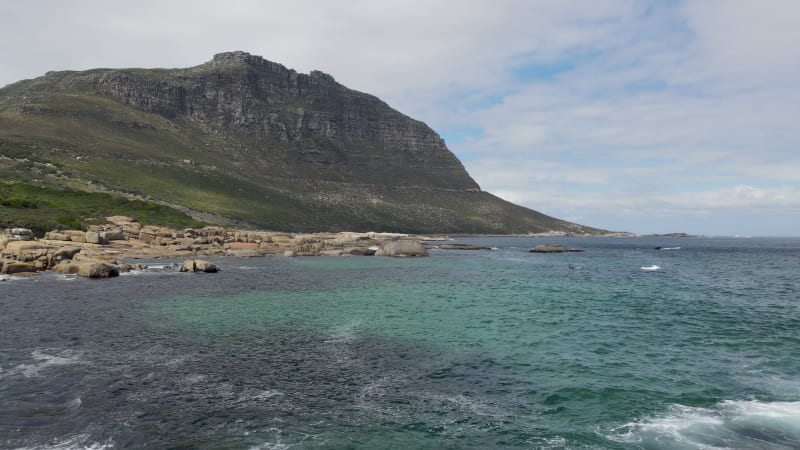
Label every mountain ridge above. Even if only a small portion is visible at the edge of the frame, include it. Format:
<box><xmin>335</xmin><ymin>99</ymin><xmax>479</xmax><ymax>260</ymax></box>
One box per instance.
<box><xmin>0</xmin><ymin>51</ymin><xmax>602</xmax><ymax>235</ymax></box>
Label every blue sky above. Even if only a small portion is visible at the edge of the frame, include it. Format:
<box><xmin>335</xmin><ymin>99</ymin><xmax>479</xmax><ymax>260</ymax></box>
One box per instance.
<box><xmin>2</xmin><ymin>0</ymin><xmax>799</xmax><ymax>235</ymax></box>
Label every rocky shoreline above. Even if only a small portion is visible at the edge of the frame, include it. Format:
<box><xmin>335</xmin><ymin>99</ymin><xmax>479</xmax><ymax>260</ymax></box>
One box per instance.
<box><xmin>0</xmin><ymin>216</ymin><xmax>438</xmax><ymax>279</ymax></box>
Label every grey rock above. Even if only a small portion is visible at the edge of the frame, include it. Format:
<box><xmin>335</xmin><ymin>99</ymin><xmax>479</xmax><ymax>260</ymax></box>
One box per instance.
<box><xmin>377</xmin><ymin>239</ymin><xmax>428</xmax><ymax>257</ymax></box>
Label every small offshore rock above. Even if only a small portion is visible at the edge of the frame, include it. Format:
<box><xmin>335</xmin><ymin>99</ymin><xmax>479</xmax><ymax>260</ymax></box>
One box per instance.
<box><xmin>180</xmin><ymin>259</ymin><xmax>218</xmax><ymax>273</ymax></box>
<box><xmin>77</xmin><ymin>262</ymin><xmax>120</xmax><ymax>278</ymax></box>
<box><xmin>530</xmin><ymin>244</ymin><xmax>584</xmax><ymax>253</ymax></box>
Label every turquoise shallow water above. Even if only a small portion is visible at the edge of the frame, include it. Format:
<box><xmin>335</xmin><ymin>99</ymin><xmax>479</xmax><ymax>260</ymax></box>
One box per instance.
<box><xmin>1</xmin><ymin>237</ymin><xmax>799</xmax><ymax>448</ymax></box>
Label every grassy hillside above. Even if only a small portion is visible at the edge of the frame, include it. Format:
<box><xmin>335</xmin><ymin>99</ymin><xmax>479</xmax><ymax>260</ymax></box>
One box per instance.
<box><xmin>0</xmin><ymin>181</ymin><xmax>204</xmax><ymax>235</ymax></box>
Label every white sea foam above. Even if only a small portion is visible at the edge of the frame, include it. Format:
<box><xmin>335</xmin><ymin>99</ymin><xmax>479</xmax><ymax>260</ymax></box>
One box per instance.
<box><xmin>608</xmin><ymin>400</ymin><xmax>800</xmax><ymax>449</ymax></box>
<box><xmin>0</xmin><ymin>274</ymin><xmax>30</xmax><ymax>282</ymax></box>
<box><xmin>2</xmin><ymin>349</ymin><xmax>84</xmax><ymax>378</ymax></box>
<box><xmin>145</xmin><ymin>264</ymin><xmax>177</xmax><ymax>270</ymax></box>
<box><xmin>248</xmin><ymin>444</ymin><xmax>291</xmax><ymax>450</ymax></box>
<box><xmin>248</xmin><ymin>427</ymin><xmax>295</xmax><ymax>450</ymax></box>
<box><xmin>13</xmin><ymin>434</ymin><xmax>113</xmax><ymax>450</ymax></box>
<box><xmin>325</xmin><ymin>320</ymin><xmax>362</xmax><ymax>344</ymax></box>
<box><xmin>119</xmin><ymin>270</ymin><xmax>143</xmax><ymax>276</ymax></box>
<box><xmin>53</xmin><ymin>274</ymin><xmax>78</xmax><ymax>281</ymax></box>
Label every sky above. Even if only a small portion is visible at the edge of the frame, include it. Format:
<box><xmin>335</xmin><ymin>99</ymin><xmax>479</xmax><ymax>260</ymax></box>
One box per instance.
<box><xmin>1</xmin><ymin>0</ymin><xmax>799</xmax><ymax>236</ymax></box>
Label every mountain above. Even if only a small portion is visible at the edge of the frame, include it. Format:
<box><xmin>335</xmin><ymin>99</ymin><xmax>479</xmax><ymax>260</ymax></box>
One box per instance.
<box><xmin>0</xmin><ymin>51</ymin><xmax>600</xmax><ymax>234</ymax></box>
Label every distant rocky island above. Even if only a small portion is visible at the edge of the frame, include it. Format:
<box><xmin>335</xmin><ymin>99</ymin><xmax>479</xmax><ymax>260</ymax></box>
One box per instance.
<box><xmin>0</xmin><ymin>51</ymin><xmax>602</xmax><ymax>236</ymax></box>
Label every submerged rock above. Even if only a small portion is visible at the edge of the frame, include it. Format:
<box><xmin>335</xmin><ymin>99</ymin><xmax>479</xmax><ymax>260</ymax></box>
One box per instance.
<box><xmin>435</xmin><ymin>243</ymin><xmax>491</xmax><ymax>250</ymax></box>
<box><xmin>530</xmin><ymin>244</ymin><xmax>584</xmax><ymax>253</ymax></box>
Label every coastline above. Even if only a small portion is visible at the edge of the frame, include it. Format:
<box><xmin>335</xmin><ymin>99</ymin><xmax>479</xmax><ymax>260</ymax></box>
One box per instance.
<box><xmin>0</xmin><ymin>216</ymin><xmax>445</xmax><ymax>278</ymax></box>
<box><xmin>0</xmin><ymin>214</ymin><xmax>705</xmax><ymax>279</ymax></box>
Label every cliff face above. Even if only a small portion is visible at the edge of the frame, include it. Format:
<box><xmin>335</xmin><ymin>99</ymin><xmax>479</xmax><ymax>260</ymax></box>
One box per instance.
<box><xmin>0</xmin><ymin>52</ymin><xmax>598</xmax><ymax>234</ymax></box>
<box><xmin>86</xmin><ymin>51</ymin><xmax>477</xmax><ymax>190</ymax></box>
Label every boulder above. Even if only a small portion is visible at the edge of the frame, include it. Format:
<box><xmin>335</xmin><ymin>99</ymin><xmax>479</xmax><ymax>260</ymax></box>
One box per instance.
<box><xmin>77</xmin><ymin>262</ymin><xmax>120</xmax><ymax>278</ymax></box>
<box><xmin>100</xmin><ymin>229</ymin><xmax>125</xmax><ymax>241</ymax></box>
<box><xmin>61</xmin><ymin>230</ymin><xmax>86</xmax><ymax>241</ymax></box>
<box><xmin>377</xmin><ymin>239</ymin><xmax>428</xmax><ymax>257</ymax></box>
<box><xmin>138</xmin><ymin>228</ymin><xmax>158</xmax><ymax>243</ymax></box>
<box><xmin>53</xmin><ymin>261</ymin><xmax>80</xmax><ymax>274</ymax></box>
<box><xmin>1</xmin><ymin>261</ymin><xmax>37</xmax><ymax>274</ymax></box>
<box><xmin>52</xmin><ymin>246</ymin><xmax>82</xmax><ymax>261</ymax></box>
<box><xmin>45</xmin><ymin>231</ymin><xmax>71</xmax><ymax>241</ymax></box>
<box><xmin>4</xmin><ymin>228</ymin><xmax>33</xmax><ymax>241</ymax></box>
<box><xmin>105</xmin><ymin>215</ymin><xmax>137</xmax><ymax>226</ymax></box>
<box><xmin>180</xmin><ymin>259</ymin><xmax>218</xmax><ymax>273</ymax></box>
<box><xmin>85</xmin><ymin>231</ymin><xmax>109</xmax><ymax>245</ymax></box>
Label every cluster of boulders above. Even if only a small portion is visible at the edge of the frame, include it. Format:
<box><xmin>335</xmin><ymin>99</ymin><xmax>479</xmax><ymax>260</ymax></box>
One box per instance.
<box><xmin>0</xmin><ymin>216</ymin><xmax>434</xmax><ymax>278</ymax></box>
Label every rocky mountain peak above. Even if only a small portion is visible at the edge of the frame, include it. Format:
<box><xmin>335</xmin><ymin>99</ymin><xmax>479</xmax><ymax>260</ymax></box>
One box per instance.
<box><xmin>208</xmin><ymin>51</ymin><xmax>337</xmax><ymax>86</ymax></box>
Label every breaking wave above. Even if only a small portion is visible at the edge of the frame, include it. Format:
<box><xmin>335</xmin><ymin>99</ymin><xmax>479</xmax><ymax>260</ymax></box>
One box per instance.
<box><xmin>607</xmin><ymin>399</ymin><xmax>800</xmax><ymax>449</ymax></box>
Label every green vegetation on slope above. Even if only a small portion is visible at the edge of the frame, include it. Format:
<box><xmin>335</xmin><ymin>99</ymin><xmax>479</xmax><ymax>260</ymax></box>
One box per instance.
<box><xmin>0</xmin><ymin>181</ymin><xmax>205</xmax><ymax>235</ymax></box>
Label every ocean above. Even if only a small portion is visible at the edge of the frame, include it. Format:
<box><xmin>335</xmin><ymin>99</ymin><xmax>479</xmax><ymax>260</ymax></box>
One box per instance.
<box><xmin>1</xmin><ymin>237</ymin><xmax>798</xmax><ymax>449</ymax></box>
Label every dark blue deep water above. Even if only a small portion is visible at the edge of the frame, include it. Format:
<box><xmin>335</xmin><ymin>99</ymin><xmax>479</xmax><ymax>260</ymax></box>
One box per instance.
<box><xmin>1</xmin><ymin>237</ymin><xmax>799</xmax><ymax>449</ymax></box>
